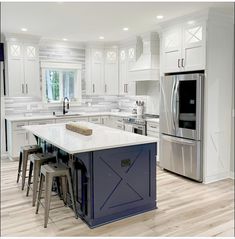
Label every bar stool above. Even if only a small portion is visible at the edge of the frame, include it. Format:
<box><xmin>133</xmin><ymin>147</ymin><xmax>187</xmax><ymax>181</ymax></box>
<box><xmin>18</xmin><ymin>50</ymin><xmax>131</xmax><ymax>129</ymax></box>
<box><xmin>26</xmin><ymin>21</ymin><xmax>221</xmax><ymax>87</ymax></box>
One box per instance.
<box><xmin>16</xmin><ymin>145</ymin><xmax>42</xmax><ymax>190</ymax></box>
<box><xmin>36</xmin><ymin>163</ymin><xmax>77</xmax><ymax>228</ymax></box>
<box><xmin>26</xmin><ymin>153</ymin><xmax>56</xmax><ymax>206</ymax></box>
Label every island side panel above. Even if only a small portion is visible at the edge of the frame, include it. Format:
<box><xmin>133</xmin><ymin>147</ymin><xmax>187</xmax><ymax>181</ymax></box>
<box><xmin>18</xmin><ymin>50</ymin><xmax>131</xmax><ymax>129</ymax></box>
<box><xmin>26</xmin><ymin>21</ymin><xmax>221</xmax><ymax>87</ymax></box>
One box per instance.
<box><xmin>91</xmin><ymin>143</ymin><xmax>157</xmax><ymax>227</ymax></box>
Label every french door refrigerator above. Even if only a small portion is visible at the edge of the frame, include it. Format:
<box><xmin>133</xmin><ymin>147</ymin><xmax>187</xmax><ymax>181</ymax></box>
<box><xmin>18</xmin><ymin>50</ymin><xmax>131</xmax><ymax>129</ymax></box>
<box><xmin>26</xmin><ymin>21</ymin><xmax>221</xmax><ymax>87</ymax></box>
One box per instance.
<box><xmin>159</xmin><ymin>73</ymin><xmax>204</xmax><ymax>181</ymax></box>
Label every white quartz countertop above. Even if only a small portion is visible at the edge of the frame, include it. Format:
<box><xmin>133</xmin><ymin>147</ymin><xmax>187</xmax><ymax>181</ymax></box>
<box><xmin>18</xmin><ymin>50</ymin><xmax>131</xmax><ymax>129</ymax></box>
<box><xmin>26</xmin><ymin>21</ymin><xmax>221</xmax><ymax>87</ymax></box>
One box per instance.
<box><xmin>5</xmin><ymin>112</ymin><xmax>135</xmax><ymax>122</ymax></box>
<box><xmin>5</xmin><ymin>111</ymin><xmax>135</xmax><ymax>122</ymax></box>
<box><xmin>23</xmin><ymin>122</ymin><xmax>157</xmax><ymax>154</ymax></box>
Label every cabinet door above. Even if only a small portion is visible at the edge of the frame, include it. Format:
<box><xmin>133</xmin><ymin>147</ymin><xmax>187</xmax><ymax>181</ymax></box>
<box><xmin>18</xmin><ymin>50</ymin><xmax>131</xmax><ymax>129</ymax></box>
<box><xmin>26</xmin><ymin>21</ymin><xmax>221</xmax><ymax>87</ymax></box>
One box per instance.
<box><xmin>7</xmin><ymin>43</ymin><xmax>24</xmax><ymax>96</ymax></box>
<box><xmin>24</xmin><ymin>45</ymin><xmax>40</xmax><ymax>97</ymax></box>
<box><xmin>127</xmin><ymin>47</ymin><xmax>136</xmax><ymax>96</ymax></box>
<box><xmin>12</xmin><ymin>130</ymin><xmax>28</xmax><ymax>158</ymax></box>
<box><xmin>119</xmin><ymin>49</ymin><xmax>127</xmax><ymax>95</ymax></box>
<box><xmin>182</xmin><ymin>21</ymin><xmax>206</xmax><ymax>71</ymax></box>
<box><xmin>89</xmin><ymin>116</ymin><xmax>101</xmax><ymax>124</ymax></box>
<box><xmin>104</xmin><ymin>49</ymin><xmax>118</xmax><ymax>95</ymax></box>
<box><xmin>162</xmin><ymin>26</ymin><xmax>182</xmax><ymax>73</ymax></box>
<box><xmin>91</xmin><ymin>49</ymin><xmax>104</xmax><ymax>95</ymax></box>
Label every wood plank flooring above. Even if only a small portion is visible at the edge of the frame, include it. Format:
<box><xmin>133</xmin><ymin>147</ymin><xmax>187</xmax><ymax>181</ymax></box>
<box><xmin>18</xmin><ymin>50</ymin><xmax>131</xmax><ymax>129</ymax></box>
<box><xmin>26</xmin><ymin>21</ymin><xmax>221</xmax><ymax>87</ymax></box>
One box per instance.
<box><xmin>1</xmin><ymin>159</ymin><xmax>234</xmax><ymax>237</ymax></box>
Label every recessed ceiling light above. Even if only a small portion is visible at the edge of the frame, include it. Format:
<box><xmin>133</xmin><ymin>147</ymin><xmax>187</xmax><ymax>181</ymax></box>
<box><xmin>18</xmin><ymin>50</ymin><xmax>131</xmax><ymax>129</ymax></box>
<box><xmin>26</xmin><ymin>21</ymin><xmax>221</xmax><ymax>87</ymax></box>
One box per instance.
<box><xmin>62</xmin><ymin>38</ymin><xmax>68</xmax><ymax>41</ymax></box>
<box><xmin>123</xmin><ymin>27</ymin><xmax>129</xmax><ymax>31</ymax></box>
<box><xmin>156</xmin><ymin>15</ymin><xmax>164</xmax><ymax>20</ymax></box>
<box><xmin>187</xmin><ymin>20</ymin><xmax>195</xmax><ymax>25</ymax></box>
<box><xmin>21</xmin><ymin>28</ymin><xmax>28</xmax><ymax>32</ymax></box>
<box><xmin>99</xmin><ymin>36</ymin><xmax>104</xmax><ymax>40</ymax></box>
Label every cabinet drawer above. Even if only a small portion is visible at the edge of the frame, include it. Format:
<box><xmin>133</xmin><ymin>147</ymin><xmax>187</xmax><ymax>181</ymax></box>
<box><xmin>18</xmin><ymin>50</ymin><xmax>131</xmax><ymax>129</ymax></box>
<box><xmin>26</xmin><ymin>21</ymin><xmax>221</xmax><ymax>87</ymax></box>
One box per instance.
<box><xmin>89</xmin><ymin>116</ymin><xmax>101</xmax><ymax>124</ymax></box>
<box><xmin>56</xmin><ymin>117</ymin><xmax>88</xmax><ymax>123</ymax></box>
<box><xmin>147</xmin><ymin>122</ymin><xmax>159</xmax><ymax>132</ymax></box>
<box><xmin>147</xmin><ymin>130</ymin><xmax>160</xmax><ymax>140</ymax></box>
<box><xmin>12</xmin><ymin>121</ymin><xmax>28</xmax><ymax>130</ymax></box>
<box><xmin>29</xmin><ymin>119</ymin><xmax>55</xmax><ymax>125</ymax></box>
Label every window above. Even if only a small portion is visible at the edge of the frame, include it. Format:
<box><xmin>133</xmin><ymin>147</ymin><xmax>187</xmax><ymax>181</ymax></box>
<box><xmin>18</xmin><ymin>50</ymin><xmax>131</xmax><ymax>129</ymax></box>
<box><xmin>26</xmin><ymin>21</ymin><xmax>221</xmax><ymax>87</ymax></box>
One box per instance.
<box><xmin>41</xmin><ymin>62</ymin><xmax>82</xmax><ymax>103</ymax></box>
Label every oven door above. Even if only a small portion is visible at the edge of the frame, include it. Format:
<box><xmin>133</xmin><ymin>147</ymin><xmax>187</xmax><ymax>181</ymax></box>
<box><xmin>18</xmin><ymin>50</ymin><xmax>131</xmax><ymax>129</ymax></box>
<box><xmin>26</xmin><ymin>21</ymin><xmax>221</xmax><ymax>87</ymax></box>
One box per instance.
<box><xmin>133</xmin><ymin>124</ymin><xmax>146</xmax><ymax>135</ymax></box>
<box><xmin>174</xmin><ymin>73</ymin><xmax>203</xmax><ymax>140</ymax></box>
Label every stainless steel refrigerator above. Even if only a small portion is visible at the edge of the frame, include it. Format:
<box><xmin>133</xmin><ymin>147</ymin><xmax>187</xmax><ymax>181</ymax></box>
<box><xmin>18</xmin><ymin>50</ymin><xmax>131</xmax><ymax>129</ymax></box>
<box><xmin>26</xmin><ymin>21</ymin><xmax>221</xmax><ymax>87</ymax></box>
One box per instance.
<box><xmin>159</xmin><ymin>73</ymin><xmax>204</xmax><ymax>182</ymax></box>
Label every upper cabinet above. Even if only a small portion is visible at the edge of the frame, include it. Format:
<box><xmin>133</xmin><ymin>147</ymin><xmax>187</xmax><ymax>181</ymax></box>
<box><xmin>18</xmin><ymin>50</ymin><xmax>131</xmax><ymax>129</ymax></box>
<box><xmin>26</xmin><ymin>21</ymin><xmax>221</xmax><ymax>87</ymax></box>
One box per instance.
<box><xmin>86</xmin><ymin>47</ymin><xmax>118</xmax><ymax>95</ymax></box>
<box><xmin>161</xmin><ymin>20</ymin><xmax>206</xmax><ymax>73</ymax></box>
<box><xmin>5</xmin><ymin>36</ymin><xmax>40</xmax><ymax>97</ymax></box>
<box><xmin>119</xmin><ymin>46</ymin><xmax>136</xmax><ymax>95</ymax></box>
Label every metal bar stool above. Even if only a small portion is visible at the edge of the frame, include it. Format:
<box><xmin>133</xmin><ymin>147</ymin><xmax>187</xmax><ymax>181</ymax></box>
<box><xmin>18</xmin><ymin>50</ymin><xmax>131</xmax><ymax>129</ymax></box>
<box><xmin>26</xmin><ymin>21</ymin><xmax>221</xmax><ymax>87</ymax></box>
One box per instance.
<box><xmin>16</xmin><ymin>145</ymin><xmax>42</xmax><ymax>190</ymax></box>
<box><xmin>36</xmin><ymin>163</ymin><xmax>77</xmax><ymax>228</ymax></box>
<box><xmin>26</xmin><ymin>153</ymin><xmax>56</xmax><ymax>206</ymax></box>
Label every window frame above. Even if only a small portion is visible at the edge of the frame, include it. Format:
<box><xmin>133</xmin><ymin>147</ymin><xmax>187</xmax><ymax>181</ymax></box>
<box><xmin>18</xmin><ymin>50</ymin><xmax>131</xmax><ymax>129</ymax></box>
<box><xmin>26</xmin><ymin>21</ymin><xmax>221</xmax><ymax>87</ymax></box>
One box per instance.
<box><xmin>41</xmin><ymin>61</ymin><xmax>82</xmax><ymax>105</ymax></box>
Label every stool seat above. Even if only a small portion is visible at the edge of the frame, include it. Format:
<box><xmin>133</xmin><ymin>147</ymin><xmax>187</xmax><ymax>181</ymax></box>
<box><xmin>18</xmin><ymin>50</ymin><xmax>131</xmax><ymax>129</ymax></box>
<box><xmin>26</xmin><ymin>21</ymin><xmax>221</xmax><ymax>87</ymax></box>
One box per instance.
<box><xmin>36</xmin><ymin>163</ymin><xmax>77</xmax><ymax>228</ymax></box>
<box><xmin>26</xmin><ymin>153</ymin><xmax>56</xmax><ymax>206</ymax></box>
<box><xmin>16</xmin><ymin>145</ymin><xmax>42</xmax><ymax>190</ymax></box>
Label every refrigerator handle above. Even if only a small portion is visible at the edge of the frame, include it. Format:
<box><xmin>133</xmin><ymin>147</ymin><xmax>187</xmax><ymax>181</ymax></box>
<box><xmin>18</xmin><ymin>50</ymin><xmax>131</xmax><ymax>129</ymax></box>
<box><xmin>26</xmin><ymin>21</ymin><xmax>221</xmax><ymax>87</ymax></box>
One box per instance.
<box><xmin>162</xmin><ymin>134</ymin><xmax>195</xmax><ymax>145</ymax></box>
<box><xmin>172</xmin><ymin>80</ymin><xmax>179</xmax><ymax>130</ymax></box>
<box><xmin>171</xmin><ymin>79</ymin><xmax>176</xmax><ymax>130</ymax></box>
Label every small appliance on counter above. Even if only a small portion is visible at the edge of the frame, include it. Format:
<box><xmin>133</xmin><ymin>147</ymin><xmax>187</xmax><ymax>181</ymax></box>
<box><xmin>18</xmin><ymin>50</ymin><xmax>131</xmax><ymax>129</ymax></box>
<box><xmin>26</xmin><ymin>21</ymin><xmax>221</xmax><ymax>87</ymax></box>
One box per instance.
<box><xmin>136</xmin><ymin>101</ymin><xmax>144</xmax><ymax>115</ymax></box>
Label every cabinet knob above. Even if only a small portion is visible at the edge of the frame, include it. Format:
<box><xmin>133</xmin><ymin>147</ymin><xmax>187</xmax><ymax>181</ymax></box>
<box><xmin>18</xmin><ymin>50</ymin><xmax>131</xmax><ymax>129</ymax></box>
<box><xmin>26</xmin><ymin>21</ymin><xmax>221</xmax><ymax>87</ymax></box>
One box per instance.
<box><xmin>26</xmin><ymin>83</ymin><xmax>28</xmax><ymax>94</ymax></box>
<box><xmin>22</xmin><ymin>84</ymin><xmax>24</xmax><ymax>94</ymax></box>
<box><xmin>92</xmin><ymin>84</ymin><xmax>95</xmax><ymax>93</ymax></box>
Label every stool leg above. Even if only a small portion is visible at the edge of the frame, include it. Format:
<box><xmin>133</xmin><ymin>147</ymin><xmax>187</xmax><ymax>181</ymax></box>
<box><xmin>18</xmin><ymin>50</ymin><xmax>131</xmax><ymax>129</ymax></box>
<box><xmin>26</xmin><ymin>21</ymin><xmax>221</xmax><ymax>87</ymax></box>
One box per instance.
<box><xmin>36</xmin><ymin>173</ymin><xmax>44</xmax><ymax>214</ymax></box>
<box><xmin>32</xmin><ymin>162</ymin><xmax>40</xmax><ymax>207</ymax></box>
<box><xmin>66</xmin><ymin>171</ymin><xmax>77</xmax><ymax>219</ymax></box>
<box><xmin>26</xmin><ymin>161</ymin><xmax>33</xmax><ymax>196</ymax></box>
<box><xmin>16</xmin><ymin>151</ymin><xmax>23</xmax><ymax>183</ymax></box>
<box><xmin>44</xmin><ymin>174</ymin><xmax>53</xmax><ymax>228</ymax></box>
<box><xmin>61</xmin><ymin>176</ymin><xmax>67</xmax><ymax>205</ymax></box>
<box><xmin>21</xmin><ymin>152</ymin><xmax>29</xmax><ymax>190</ymax></box>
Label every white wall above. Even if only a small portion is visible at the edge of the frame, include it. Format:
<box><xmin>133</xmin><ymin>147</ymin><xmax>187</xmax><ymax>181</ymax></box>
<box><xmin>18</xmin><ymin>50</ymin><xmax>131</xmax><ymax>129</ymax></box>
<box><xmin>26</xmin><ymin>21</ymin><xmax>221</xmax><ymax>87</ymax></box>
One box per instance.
<box><xmin>1</xmin><ymin>61</ymin><xmax>6</xmax><ymax>158</ymax></box>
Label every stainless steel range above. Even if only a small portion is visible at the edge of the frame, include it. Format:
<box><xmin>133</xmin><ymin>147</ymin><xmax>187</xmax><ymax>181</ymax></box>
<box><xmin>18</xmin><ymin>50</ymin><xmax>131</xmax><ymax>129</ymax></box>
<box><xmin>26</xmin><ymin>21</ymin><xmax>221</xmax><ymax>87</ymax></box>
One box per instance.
<box><xmin>124</xmin><ymin>114</ymin><xmax>159</xmax><ymax>135</ymax></box>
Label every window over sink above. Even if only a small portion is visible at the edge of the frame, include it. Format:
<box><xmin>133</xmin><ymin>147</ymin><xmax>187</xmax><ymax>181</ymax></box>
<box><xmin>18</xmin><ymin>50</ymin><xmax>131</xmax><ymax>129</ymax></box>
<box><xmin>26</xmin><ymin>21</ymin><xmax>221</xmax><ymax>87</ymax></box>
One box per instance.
<box><xmin>41</xmin><ymin>62</ymin><xmax>82</xmax><ymax>104</ymax></box>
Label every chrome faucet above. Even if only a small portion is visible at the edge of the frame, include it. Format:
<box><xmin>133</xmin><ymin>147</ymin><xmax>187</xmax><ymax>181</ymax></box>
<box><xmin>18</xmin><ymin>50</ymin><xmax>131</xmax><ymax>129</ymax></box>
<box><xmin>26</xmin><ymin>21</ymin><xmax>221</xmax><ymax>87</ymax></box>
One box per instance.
<box><xmin>63</xmin><ymin>97</ymin><xmax>70</xmax><ymax>115</ymax></box>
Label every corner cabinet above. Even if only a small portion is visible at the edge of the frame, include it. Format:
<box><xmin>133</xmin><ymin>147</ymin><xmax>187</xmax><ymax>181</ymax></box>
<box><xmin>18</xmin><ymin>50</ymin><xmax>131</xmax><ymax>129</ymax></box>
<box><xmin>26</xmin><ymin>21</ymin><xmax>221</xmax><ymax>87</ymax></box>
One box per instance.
<box><xmin>119</xmin><ymin>47</ymin><xmax>136</xmax><ymax>95</ymax></box>
<box><xmin>161</xmin><ymin>20</ymin><xmax>206</xmax><ymax>73</ymax></box>
<box><xmin>86</xmin><ymin>47</ymin><xmax>118</xmax><ymax>95</ymax></box>
<box><xmin>5</xmin><ymin>39</ymin><xmax>40</xmax><ymax>97</ymax></box>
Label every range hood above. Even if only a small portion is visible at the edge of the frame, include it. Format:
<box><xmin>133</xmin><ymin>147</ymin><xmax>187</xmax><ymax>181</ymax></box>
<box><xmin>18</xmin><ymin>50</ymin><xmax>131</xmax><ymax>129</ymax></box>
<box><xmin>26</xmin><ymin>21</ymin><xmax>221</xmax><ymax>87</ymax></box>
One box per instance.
<box><xmin>129</xmin><ymin>32</ymin><xmax>160</xmax><ymax>81</ymax></box>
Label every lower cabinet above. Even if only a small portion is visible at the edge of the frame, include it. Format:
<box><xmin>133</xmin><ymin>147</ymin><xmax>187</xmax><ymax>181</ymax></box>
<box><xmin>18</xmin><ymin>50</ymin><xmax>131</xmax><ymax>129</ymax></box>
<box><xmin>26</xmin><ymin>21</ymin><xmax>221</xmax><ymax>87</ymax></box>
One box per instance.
<box><xmin>88</xmin><ymin>116</ymin><xmax>101</xmax><ymax>124</ymax></box>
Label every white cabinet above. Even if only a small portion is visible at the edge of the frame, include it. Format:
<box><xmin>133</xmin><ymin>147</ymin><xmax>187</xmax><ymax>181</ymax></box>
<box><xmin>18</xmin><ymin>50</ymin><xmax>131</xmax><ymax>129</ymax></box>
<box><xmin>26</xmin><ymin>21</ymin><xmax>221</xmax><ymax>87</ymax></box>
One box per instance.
<box><xmin>55</xmin><ymin>117</ymin><xmax>88</xmax><ymax>124</ymax></box>
<box><xmin>119</xmin><ymin>47</ymin><xmax>136</xmax><ymax>95</ymax></box>
<box><xmin>6</xmin><ymin>39</ymin><xmax>40</xmax><ymax>97</ymax></box>
<box><xmin>100</xmin><ymin>116</ymin><xmax>110</xmax><ymax>126</ymax></box>
<box><xmin>161</xmin><ymin>21</ymin><xmax>206</xmax><ymax>73</ymax></box>
<box><xmin>104</xmin><ymin>48</ymin><xmax>118</xmax><ymax>95</ymax></box>
<box><xmin>86</xmin><ymin>47</ymin><xmax>119</xmax><ymax>95</ymax></box>
<box><xmin>109</xmin><ymin>116</ymin><xmax>125</xmax><ymax>130</ymax></box>
<box><xmin>88</xmin><ymin>116</ymin><xmax>101</xmax><ymax>124</ymax></box>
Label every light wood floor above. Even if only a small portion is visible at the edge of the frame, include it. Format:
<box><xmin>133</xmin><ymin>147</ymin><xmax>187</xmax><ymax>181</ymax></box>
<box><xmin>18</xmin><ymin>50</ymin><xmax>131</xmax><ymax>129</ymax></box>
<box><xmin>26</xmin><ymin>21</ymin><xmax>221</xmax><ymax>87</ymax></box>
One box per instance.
<box><xmin>1</xmin><ymin>159</ymin><xmax>234</xmax><ymax>237</ymax></box>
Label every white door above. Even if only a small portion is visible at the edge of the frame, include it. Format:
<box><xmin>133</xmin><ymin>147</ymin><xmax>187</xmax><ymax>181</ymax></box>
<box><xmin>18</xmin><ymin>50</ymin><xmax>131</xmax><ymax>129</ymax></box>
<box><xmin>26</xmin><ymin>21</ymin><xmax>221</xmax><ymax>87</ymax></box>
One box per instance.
<box><xmin>162</xmin><ymin>26</ymin><xmax>182</xmax><ymax>73</ymax></box>
<box><xmin>182</xmin><ymin>21</ymin><xmax>206</xmax><ymax>71</ymax></box>
<box><xmin>24</xmin><ymin>45</ymin><xmax>40</xmax><ymax>97</ymax></box>
<box><xmin>7</xmin><ymin>43</ymin><xmax>24</xmax><ymax>96</ymax></box>
<box><xmin>91</xmin><ymin>49</ymin><xmax>104</xmax><ymax>95</ymax></box>
<box><xmin>104</xmin><ymin>49</ymin><xmax>118</xmax><ymax>95</ymax></box>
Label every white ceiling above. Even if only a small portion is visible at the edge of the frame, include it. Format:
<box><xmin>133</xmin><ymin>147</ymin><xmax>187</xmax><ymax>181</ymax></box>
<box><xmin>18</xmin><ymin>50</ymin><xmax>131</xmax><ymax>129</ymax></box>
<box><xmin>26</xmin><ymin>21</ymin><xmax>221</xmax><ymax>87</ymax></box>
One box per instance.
<box><xmin>2</xmin><ymin>2</ymin><xmax>234</xmax><ymax>43</ymax></box>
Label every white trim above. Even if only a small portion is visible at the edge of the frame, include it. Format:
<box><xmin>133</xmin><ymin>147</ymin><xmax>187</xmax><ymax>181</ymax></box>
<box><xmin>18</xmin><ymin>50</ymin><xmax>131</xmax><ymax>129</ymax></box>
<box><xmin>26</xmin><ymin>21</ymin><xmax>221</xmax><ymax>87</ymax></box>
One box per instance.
<box><xmin>203</xmin><ymin>172</ymin><xmax>230</xmax><ymax>184</ymax></box>
<box><xmin>40</xmin><ymin>61</ymin><xmax>82</xmax><ymax>70</ymax></box>
<box><xmin>229</xmin><ymin>171</ymin><xmax>235</xmax><ymax>180</ymax></box>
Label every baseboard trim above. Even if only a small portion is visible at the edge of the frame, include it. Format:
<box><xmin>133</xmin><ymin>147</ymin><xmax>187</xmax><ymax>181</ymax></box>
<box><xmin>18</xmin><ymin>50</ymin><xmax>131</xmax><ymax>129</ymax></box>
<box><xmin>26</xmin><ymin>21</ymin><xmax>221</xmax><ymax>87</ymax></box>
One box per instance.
<box><xmin>229</xmin><ymin>171</ymin><xmax>235</xmax><ymax>179</ymax></box>
<box><xmin>203</xmin><ymin>172</ymin><xmax>230</xmax><ymax>184</ymax></box>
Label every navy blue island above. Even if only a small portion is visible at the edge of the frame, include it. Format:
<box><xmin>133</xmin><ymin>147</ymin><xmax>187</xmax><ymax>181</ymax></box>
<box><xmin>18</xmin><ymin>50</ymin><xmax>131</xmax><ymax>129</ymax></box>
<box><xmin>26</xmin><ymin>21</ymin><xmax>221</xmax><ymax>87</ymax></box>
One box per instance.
<box><xmin>24</xmin><ymin>122</ymin><xmax>157</xmax><ymax>228</ymax></box>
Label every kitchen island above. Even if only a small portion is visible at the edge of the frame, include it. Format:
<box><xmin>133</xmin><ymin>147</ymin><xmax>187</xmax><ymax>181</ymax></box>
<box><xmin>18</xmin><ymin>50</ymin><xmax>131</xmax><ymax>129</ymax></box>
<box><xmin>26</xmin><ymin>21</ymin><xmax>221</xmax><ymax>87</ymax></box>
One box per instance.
<box><xmin>23</xmin><ymin>122</ymin><xmax>157</xmax><ymax>228</ymax></box>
